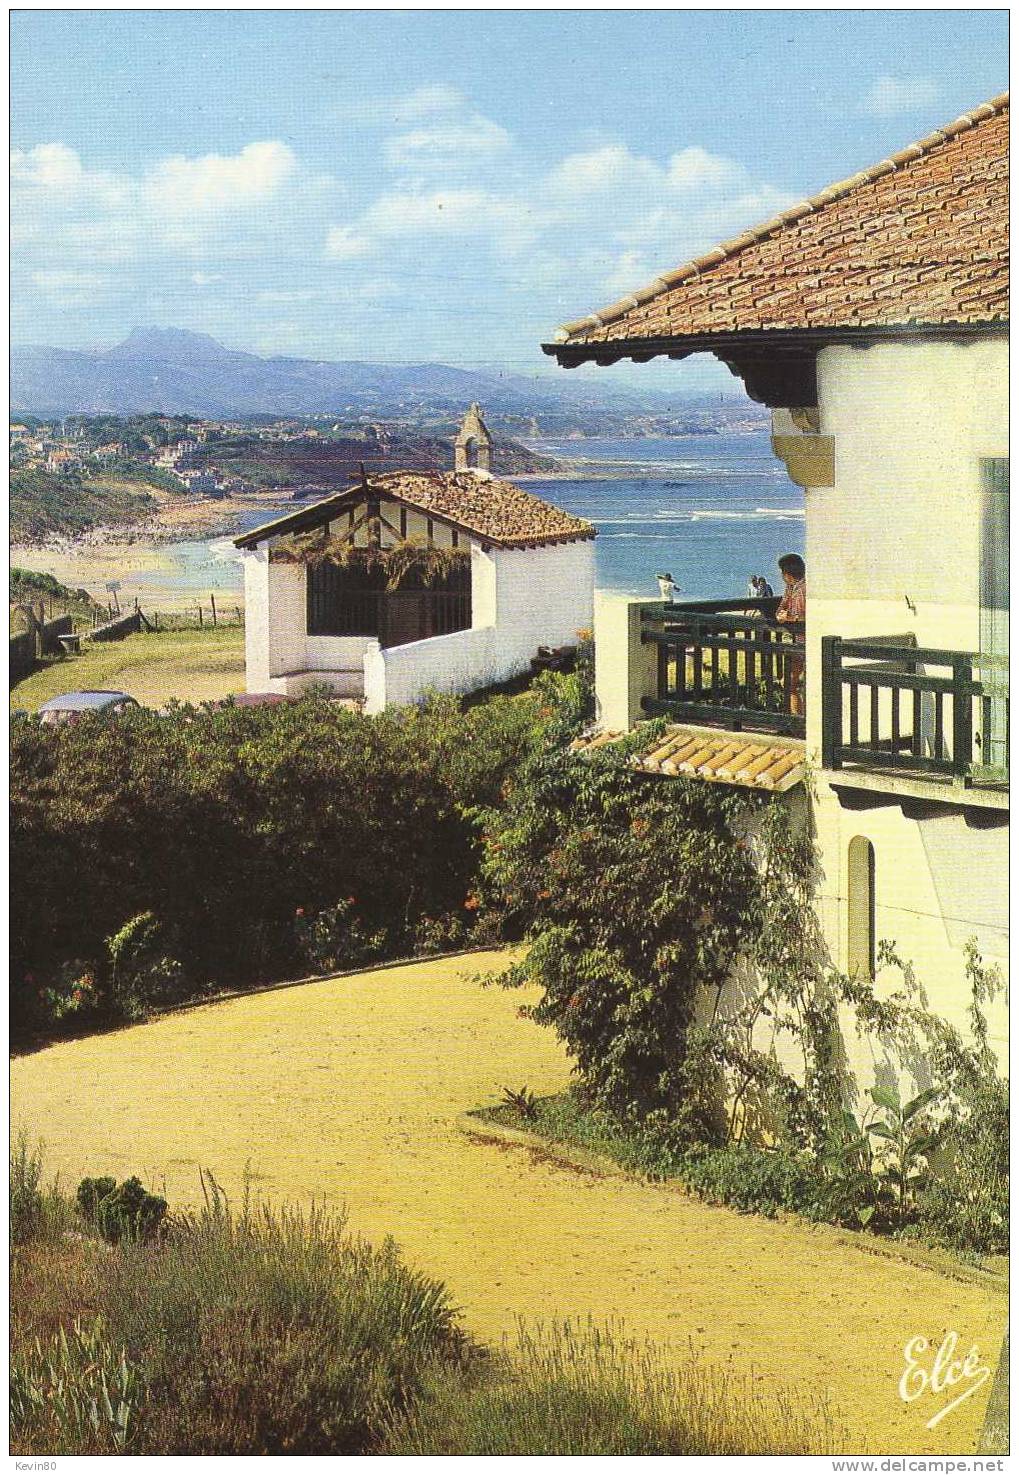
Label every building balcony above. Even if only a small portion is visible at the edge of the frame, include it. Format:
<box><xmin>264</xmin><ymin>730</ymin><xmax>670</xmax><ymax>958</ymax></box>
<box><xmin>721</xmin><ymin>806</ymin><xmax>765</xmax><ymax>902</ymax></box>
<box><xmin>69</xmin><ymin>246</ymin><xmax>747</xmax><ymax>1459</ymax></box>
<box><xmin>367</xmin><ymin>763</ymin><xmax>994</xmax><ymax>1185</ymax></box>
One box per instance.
<box><xmin>640</xmin><ymin>597</ymin><xmax>804</xmax><ymax>736</ymax></box>
<box><xmin>592</xmin><ymin>594</ymin><xmax>1008</xmax><ymax>808</ymax></box>
<box><xmin>820</xmin><ymin>635</ymin><xmax>1008</xmax><ymax>808</ymax></box>
<box><xmin>594</xmin><ymin>593</ymin><xmax>804</xmax><ymax>741</ymax></box>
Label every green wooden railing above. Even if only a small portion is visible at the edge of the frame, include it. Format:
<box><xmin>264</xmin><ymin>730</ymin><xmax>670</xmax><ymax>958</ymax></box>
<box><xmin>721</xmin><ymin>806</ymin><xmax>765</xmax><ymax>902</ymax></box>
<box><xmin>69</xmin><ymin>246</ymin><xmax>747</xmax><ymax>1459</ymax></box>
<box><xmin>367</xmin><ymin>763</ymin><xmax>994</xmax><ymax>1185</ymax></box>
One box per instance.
<box><xmin>820</xmin><ymin>636</ymin><xmax>1009</xmax><ymax>785</ymax></box>
<box><xmin>640</xmin><ymin>599</ymin><xmax>806</xmax><ymax>737</ymax></box>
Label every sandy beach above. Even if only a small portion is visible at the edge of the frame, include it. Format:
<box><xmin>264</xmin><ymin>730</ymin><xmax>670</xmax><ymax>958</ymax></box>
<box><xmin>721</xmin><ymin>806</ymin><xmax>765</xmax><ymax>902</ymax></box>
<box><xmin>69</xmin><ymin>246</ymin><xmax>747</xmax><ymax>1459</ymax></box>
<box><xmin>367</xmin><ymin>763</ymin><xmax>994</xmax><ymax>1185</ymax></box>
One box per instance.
<box><xmin>9</xmin><ymin>492</ymin><xmax>295</xmax><ymax>611</ymax></box>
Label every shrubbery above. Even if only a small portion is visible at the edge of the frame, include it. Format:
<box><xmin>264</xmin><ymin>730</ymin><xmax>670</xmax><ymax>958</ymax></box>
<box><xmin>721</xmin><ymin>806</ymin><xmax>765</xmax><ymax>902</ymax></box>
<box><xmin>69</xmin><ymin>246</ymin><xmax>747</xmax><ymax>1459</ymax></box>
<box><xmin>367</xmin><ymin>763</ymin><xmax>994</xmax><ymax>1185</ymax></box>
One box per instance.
<box><xmin>477</xmin><ymin>725</ymin><xmax>1008</xmax><ymax>1257</ymax></box>
<box><xmin>11</xmin><ymin>688</ymin><xmax>543</xmax><ymax>1041</ymax></box>
<box><xmin>76</xmin><ymin>1175</ymin><xmax>168</xmax><ymax>1245</ymax></box>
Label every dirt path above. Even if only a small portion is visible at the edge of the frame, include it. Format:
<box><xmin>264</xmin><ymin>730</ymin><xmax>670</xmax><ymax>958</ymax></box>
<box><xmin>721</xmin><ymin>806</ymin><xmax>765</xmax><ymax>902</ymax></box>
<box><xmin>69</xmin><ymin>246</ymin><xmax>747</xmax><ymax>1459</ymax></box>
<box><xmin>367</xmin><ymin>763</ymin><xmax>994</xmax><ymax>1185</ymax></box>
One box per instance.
<box><xmin>11</xmin><ymin>952</ymin><xmax>1005</xmax><ymax>1455</ymax></box>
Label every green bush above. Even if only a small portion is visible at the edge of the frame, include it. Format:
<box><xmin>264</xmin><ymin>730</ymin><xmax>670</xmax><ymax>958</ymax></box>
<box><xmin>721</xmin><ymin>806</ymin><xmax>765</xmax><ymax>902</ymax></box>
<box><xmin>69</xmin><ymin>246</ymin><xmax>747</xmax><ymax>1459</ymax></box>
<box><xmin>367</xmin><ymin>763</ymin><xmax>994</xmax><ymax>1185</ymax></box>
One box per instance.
<box><xmin>913</xmin><ymin>1072</ymin><xmax>1009</xmax><ymax>1254</ymax></box>
<box><xmin>676</xmin><ymin>1144</ymin><xmax>823</xmax><ymax>1219</ymax></box>
<box><xmin>77</xmin><ymin>1176</ymin><xmax>168</xmax><ymax>1245</ymax></box>
<box><xmin>294</xmin><ymin>897</ymin><xmax>389</xmax><ymax>973</ymax></box>
<box><xmin>11</xmin><ymin>688</ymin><xmax>542</xmax><ymax>1040</ymax></box>
<box><xmin>478</xmin><ymin>730</ymin><xmax>756</xmax><ymax>1129</ymax></box>
<box><xmin>106</xmin><ymin>912</ymin><xmax>189</xmax><ymax>1016</ymax></box>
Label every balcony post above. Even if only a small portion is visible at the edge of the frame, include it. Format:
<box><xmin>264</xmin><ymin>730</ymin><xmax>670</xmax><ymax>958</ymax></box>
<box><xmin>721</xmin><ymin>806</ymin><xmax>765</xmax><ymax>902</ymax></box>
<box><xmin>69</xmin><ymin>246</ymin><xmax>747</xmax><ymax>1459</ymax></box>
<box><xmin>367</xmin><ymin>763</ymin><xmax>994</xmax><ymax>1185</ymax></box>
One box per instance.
<box><xmin>594</xmin><ymin>593</ymin><xmax>659</xmax><ymax>732</ymax></box>
<box><xmin>951</xmin><ymin>656</ymin><xmax>974</xmax><ymax>785</ymax></box>
<box><xmin>820</xmin><ymin>635</ymin><xmax>842</xmax><ymax>769</ymax></box>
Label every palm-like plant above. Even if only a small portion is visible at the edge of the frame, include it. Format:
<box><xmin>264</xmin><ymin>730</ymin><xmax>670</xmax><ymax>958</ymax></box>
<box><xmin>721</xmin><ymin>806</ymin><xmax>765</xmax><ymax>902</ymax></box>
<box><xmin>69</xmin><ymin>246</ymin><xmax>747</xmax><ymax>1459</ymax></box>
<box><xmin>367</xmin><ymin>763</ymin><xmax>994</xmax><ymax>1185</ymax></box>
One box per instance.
<box><xmin>867</xmin><ymin>1084</ymin><xmax>941</xmax><ymax>1223</ymax></box>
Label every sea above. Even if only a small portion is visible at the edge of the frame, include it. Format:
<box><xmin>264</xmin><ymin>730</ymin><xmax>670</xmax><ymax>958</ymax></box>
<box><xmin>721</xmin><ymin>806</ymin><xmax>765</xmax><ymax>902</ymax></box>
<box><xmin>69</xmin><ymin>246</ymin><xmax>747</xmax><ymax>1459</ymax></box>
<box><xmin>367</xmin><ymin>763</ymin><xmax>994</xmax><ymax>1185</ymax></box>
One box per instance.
<box><xmin>88</xmin><ymin>430</ymin><xmax>805</xmax><ymax>607</ymax></box>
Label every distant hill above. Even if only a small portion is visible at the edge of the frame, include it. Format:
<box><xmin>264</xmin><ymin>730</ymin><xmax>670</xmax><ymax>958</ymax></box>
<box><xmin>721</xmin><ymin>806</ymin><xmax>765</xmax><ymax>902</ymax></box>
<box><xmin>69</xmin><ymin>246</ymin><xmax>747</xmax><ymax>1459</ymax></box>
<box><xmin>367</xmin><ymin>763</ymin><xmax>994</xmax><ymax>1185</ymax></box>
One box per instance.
<box><xmin>11</xmin><ymin>327</ymin><xmax>737</xmax><ymax>420</ymax></box>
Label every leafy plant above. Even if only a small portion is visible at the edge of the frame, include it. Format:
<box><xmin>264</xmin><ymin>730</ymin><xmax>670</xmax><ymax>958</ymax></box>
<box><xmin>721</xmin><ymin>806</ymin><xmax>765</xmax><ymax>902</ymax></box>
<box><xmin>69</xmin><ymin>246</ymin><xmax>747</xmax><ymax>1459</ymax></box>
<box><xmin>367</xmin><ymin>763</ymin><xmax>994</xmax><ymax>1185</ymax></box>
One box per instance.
<box><xmin>500</xmin><ymin>1086</ymin><xmax>538</xmax><ymax>1121</ymax></box>
<box><xmin>480</xmin><ymin>726</ymin><xmax>758</xmax><ymax>1129</ymax></box>
<box><xmin>866</xmin><ymin>1085</ymin><xmax>940</xmax><ymax>1223</ymax></box>
<box><xmin>294</xmin><ymin>897</ymin><xmax>390</xmax><ymax>973</ymax></box>
<box><xmin>77</xmin><ymin>1176</ymin><xmax>168</xmax><ymax>1245</ymax></box>
<box><xmin>816</xmin><ymin>1112</ymin><xmax>878</xmax><ymax>1228</ymax></box>
<box><xmin>10</xmin><ymin>1318</ymin><xmax>142</xmax><ymax>1454</ymax></box>
<box><xmin>675</xmin><ymin>1144</ymin><xmax>823</xmax><ymax>1219</ymax></box>
<box><xmin>106</xmin><ymin>911</ymin><xmax>188</xmax><ymax>1017</ymax></box>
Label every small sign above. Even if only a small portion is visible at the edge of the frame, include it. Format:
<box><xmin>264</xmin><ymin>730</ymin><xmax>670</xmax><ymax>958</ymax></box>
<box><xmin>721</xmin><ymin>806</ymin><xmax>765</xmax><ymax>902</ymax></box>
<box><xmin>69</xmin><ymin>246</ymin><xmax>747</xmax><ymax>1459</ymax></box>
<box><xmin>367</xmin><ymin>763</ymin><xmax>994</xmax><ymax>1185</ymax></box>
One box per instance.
<box><xmin>105</xmin><ymin>581</ymin><xmax>121</xmax><ymax>592</ymax></box>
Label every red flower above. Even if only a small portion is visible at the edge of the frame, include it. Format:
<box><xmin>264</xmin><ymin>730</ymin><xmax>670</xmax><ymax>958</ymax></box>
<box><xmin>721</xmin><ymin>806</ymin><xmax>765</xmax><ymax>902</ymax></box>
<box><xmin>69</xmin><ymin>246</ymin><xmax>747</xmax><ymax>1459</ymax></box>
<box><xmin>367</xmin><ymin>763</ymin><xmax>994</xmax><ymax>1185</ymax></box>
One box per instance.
<box><xmin>295</xmin><ymin>907</ymin><xmax>305</xmax><ymax>918</ymax></box>
<box><xmin>463</xmin><ymin>895</ymin><xmax>480</xmax><ymax>912</ymax></box>
<box><xmin>347</xmin><ymin>896</ymin><xmax>357</xmax><ymax>906</ymax></box>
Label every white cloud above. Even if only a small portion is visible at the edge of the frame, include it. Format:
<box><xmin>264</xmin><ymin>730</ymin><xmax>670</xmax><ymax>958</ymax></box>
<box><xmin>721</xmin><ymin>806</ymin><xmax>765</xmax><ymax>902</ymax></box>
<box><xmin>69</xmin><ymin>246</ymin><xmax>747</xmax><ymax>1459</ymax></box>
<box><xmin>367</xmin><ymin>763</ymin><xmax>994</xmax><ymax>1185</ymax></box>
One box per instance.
<box><xmin>143</xmin><ymin>141</ymin><xmax>297</xmax><ymax>213</ymax></box>
<box><xmin>391</xmin><ymin>84</ymin><xmax>466</xmax><ymax>122</ymax></box>
<box><xmin>861</xmin><ymin>75</ymin><xmax>941</xmax><ymax>117</ymax></box>
<box><xmin>11</xmin><ymin>142</ymin><xmax>127</xmax><ymax>208</ymax></box>
<box><xmin>385</xmin><ymin>115</ymin><xmax>511</xmax><ymax>169</ymax></box>
<box><xmin>667</xmin><ymin>145</ymin><xmax>739</xmax><ymax>191</ymax></box>
<box><xmin>12</xmin><ymin>137</ymin><xmax>335</xmax><ymax>284</ymax></box>
<box><xmin>546</xmin><ymin>144</ymin><xmax>662</xmax><ymax>197</ymax></box>
<box><xmin>29</xmin><ymin>268</ymin><xmax>108</xmax><ymax>305</ymax></box>
<box><xmin>325</xmin><ymin>224</ymin><xmax>372</xmax><ymax>260</ymax></box>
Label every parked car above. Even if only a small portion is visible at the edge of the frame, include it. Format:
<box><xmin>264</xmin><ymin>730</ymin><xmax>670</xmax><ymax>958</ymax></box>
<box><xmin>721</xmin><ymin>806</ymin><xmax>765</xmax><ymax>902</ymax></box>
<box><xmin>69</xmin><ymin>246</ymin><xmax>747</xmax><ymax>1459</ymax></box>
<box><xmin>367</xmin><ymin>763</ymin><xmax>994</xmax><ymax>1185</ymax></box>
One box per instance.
<box><xmin>37</xmin><ymin>690</ymin><xmax>142</xmax><ymax>726</ymax></box>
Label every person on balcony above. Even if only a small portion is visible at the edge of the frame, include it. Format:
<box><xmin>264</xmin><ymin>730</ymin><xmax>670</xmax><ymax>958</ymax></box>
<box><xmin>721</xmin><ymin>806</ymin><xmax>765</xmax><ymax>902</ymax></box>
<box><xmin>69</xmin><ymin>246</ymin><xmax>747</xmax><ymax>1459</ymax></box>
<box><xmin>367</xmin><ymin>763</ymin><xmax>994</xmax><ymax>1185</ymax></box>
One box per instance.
<box><xmin>656</xmin><ymin>571</ymin><xmax>678</xmax><ymax>603</ymax></box>
<box><xmin>747</xmin><ymin>573</ymin><xmax>774</xmax><ymax>599</ymax></box>
<box><xmin>775</xmin><ymin>553</ymin><xmax>806</xmax><ymax>716</ymax></box>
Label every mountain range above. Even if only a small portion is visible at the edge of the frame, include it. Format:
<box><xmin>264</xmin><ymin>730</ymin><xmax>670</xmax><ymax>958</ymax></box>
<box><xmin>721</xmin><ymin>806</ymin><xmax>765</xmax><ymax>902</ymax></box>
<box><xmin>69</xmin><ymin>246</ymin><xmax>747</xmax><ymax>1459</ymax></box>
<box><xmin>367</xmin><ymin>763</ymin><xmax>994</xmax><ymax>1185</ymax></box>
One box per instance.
<box><xmin>11</xmin><ymin>327</ymin><xmax>734</xmax><ymax>420</ymax></box>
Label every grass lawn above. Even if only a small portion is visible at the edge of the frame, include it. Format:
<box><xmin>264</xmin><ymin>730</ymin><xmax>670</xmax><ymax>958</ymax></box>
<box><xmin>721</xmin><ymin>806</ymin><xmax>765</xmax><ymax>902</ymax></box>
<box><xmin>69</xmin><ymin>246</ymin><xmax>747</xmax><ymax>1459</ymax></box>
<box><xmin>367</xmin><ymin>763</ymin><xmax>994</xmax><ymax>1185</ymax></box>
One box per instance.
<box><xmin>10</xmin><ymin>626</ymin><xmax>246</xmax><ymax>711</ymax></box>
<box><xmin>10</xmin><ymin>951</ymin><xmax>1006</xmax><ymax>1456</ymax></box>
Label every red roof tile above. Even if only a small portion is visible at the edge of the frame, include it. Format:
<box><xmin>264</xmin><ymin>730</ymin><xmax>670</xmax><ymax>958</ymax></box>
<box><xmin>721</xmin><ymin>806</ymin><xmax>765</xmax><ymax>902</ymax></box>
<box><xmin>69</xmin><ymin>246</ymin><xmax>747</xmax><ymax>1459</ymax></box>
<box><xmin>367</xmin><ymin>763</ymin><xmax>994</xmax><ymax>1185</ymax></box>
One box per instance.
<box><xmin>552</xmin><ymin>94</ymin><xmax>1008</xmax><ymax>350</ymax></box>
<box><xmin>235</xmin><ymin>470</ymin><xmax>595</xmax><ymax>551</ymax></box>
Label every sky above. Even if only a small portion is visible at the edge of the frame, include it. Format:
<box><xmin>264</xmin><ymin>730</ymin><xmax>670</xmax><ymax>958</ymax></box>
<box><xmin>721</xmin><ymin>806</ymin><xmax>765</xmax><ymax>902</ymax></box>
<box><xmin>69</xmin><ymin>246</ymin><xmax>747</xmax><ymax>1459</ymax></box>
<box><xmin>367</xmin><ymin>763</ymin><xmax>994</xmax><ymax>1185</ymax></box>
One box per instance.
<box><xmin>10</xmin><ymin>8</ymin><xmax>1009</xmax><ymax>388</ymax></box>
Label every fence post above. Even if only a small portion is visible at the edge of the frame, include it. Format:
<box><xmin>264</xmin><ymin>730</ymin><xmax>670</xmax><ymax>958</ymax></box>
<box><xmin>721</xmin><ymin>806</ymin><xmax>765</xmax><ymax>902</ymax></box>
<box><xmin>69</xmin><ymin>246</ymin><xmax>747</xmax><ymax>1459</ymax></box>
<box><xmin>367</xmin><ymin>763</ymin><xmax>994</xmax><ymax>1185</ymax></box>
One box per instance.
<box><xmin>198</xmin><ymin>603</ymin><xmax>203</xmax><ymax>629</ymax></box>
<box><xmin>210</xmin><ymin>593</ymin><xmax>217</xmax><ymax>627</ymax></box>
<box><xmin>820</xmin><ymin>636</ymin><xmax>841</xmax><ymax>769</ymax></box>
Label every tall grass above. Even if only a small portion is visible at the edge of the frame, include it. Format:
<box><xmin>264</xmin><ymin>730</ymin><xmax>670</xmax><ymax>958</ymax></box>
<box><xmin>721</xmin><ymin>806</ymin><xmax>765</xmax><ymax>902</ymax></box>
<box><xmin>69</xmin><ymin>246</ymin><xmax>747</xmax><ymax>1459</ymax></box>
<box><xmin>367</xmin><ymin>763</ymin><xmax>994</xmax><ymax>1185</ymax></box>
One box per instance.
<box><xmin>91</xmin><ymin>1176</ymin><xmax>463</xmax><ymax>1455</ymax></box>
<box><xmin>12</xmin><ymin>1156</ymin><xmax>843</xmax><ymax>1456</ymax></box>
<box><xmin>11</xmin><ymin>1319</ymin><xmax>142</xmax><ymax>1454</ymax></box>
<box><xmin>10</xmin><ymin>1132</ymin><xmax>74</xmax><ymax>1245</ymax></box>
<box><xmin>385</xmin><ymin>1318</ymin><xmax>844</xmax><ymax>1456</ymax></box>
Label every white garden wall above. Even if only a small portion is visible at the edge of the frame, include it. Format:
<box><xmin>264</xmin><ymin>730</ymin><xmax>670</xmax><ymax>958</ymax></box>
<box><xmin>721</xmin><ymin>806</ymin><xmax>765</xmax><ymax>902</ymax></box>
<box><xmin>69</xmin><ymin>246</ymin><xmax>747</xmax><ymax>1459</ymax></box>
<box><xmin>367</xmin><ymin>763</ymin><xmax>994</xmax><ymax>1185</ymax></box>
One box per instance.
<box><xmin>363</xmin><ymin>537</ymin><xmax>595</xmax><ymax>713</ymax></box>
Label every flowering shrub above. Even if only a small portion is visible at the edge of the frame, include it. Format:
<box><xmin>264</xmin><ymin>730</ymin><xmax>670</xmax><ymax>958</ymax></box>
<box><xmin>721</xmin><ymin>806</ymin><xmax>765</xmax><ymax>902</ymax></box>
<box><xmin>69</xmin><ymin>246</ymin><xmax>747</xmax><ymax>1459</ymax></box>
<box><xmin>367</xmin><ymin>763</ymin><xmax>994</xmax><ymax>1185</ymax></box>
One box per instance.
<box><xmin>478</xmin><ymin>725</ymin><xmax>758</xmax><ymax>1132</ymax></box>
<box><xmin>294</xmin><ymin>898</ymin><xmax>389</xmax><ymax>974</ymax></box>
<box><xmin>11</xmin><ymin>688</ymin><xmax>543</xmax><ymax>1041</ymax></box>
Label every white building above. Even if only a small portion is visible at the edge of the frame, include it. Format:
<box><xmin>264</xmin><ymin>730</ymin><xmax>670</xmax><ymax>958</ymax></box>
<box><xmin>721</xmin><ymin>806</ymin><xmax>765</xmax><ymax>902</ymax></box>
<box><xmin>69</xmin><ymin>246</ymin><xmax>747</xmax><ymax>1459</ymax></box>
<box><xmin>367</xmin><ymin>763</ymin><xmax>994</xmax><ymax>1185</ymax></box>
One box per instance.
<box><xmin>235</xmin><ymin>465</ymin><xmax>595</xmax><ymax>712</ymax></box>
<box><xmin>546</xmin><ymin>93</ymin><xmax>1008</xmax><ymax>1074</ymax></box>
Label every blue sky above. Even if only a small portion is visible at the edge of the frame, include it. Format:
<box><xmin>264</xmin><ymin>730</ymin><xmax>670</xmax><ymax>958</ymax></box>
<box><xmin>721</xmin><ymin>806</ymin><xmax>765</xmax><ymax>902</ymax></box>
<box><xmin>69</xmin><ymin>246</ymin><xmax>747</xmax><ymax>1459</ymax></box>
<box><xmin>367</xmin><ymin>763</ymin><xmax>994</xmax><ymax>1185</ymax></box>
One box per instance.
<box><xmin>10</xmin><ymin>9</ymin><xmax>1008</xmax><ymax>387</ymax></box>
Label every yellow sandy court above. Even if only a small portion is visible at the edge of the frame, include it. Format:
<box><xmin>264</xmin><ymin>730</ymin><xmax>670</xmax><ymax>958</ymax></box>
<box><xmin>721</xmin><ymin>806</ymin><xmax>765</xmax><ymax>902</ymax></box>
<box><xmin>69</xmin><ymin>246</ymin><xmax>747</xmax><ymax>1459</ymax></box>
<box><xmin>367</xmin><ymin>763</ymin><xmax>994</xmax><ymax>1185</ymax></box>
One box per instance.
<box><xmin>10</xmin><ymin>951</ymin><xmax>1006</xmax><ymax>1455</ymax></box>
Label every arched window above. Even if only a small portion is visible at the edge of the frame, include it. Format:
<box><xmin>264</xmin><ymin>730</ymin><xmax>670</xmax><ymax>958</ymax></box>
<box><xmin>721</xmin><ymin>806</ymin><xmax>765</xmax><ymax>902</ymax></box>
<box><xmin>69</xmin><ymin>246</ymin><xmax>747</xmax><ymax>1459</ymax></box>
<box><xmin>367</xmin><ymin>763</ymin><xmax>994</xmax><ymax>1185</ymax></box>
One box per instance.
<box><xmin>847</xmin><ymin>836</ymin><xmax>876</xmax><ymax>980</ymax></box>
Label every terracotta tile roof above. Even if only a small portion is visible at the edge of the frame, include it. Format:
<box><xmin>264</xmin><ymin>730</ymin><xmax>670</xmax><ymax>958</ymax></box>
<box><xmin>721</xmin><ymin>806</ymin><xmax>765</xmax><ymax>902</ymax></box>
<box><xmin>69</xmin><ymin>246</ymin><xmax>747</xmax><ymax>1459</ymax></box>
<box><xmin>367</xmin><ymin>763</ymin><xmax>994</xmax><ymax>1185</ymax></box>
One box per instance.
<box><xmin>552</xmin><ymin>94</ymin><xmax>1008</xmax><ymax>349</ymax></box>
<box><xmin>235</xmin><ymin>469</ymin><xmax>595</xmax><ymax>551</ymax></box>
<box><xmin>369</xmin><ymin>470</ymin><xmax>595</xmax><ymax>548</ymax></box>
<box><xmin>570</xmin><ymin>725</ymin><xmax>805</xmax><ymax>792</ymax></box>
